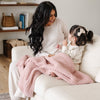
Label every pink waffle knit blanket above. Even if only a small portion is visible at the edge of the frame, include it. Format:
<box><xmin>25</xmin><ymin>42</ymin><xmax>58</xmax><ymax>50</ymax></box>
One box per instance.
<box><xmin>16</xmin><ymin>53</ymin><xmax>93</xmax><ymax>97</ymax></box>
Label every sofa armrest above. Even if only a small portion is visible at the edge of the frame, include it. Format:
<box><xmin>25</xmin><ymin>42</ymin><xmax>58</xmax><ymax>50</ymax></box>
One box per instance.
<box><xmin>95</xmin><ymin>70</ymin><xmax>100</xmax><ymax>82</ymax></box>
<box><xmin>11</xmin><ymin>46</ymin><xmax>33</xmax><ymax>62</ymax></box>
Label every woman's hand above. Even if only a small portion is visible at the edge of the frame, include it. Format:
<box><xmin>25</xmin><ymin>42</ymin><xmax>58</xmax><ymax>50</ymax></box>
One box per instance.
<box><xmin>63</xmin><ymin>39</ymin><xmax>67</xmax><ymax>46</ymax></box>
<box><xmin>48</xmin><ymin>54</ymin><xmax>55</xmax><ymax>57</ymax></box>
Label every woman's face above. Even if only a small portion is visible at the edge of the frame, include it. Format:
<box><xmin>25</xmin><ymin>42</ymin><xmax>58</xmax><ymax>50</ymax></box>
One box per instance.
<box><xmin>46</xmin><ymin>9</ymin><xmax>56</xmax><ymax>26</ymax></box>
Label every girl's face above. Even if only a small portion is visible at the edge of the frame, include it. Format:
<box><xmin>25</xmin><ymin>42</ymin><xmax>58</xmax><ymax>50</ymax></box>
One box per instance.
<box><xmin>68</xmin><ymin>34</ymin><xmax>74</xmax><ymax>41</ymax></box>
<box><xmin>46</xmin><ymin>9</ymin><xmax>56</xmax><ymax>26</ymax></box>
<box><xmin>68</xmin><ymin>33</ymin><xmax>76</xmax><ymax>45</ymax></box>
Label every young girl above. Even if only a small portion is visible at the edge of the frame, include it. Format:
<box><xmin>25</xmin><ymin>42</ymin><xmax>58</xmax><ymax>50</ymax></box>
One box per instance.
<box><xmin>50</xmin><ymin>25</ymin><xmax>93</xmax><ymax>77</ymax></box>
<box><xmin>61</xmin><ymin>25</ymin><xmax>93</xmax><ymax>70</ymax></box>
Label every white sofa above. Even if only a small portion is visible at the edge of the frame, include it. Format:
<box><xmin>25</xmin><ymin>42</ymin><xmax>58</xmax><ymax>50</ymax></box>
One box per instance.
<box><xmin>9</xmin><ymin>35</ymin><xmax>100</xmax><ymax>100</ymax></box>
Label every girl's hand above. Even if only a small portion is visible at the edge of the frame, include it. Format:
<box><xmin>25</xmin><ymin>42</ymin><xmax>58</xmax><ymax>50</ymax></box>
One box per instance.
<box><xmin>63</xmin><ymin>39</ymin><xmax>67</xmax><ymax>46</ymax></box>
<box><xmin>56</xmin><ymin>44</ymin><xmax>62</xmax><ymax>49</ymax></box>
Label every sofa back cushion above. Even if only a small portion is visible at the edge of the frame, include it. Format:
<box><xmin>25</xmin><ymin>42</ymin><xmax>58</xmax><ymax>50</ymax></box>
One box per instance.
<box><xmin>80</xmin><ymin>35</ymin><xmax>100</xmax><ymax>80</ymax></box>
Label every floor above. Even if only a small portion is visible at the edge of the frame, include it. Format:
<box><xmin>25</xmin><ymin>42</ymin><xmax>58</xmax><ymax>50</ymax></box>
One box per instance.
<box><xmin>0</xmin><ymin>55</ymin><xmax>11</xmax><ymax>94</ymax></box>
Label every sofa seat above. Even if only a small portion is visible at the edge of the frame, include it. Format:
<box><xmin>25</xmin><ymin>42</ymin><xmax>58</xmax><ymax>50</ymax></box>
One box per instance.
<box><xmin>31</xmin><ymin>74</ymin><xmax>100</xmax><ymax>100</ymax></box>
<box><xmin>34</xmin><ymin>74</ymin><xmax>68</xmax><ymax>97</ymax></box>
<box><xmin>45</xmin><ymin>83</ymin><xmax>100</xmax><ymax>100</ymax></box>
<box><xmin>9</xmin><ymin>34</ymin><xmax>100</xmax><ymax>100</ymax></box>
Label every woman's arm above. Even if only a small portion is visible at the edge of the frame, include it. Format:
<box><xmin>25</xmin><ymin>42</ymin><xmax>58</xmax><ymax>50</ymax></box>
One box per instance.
<box><xmin>60</xmin><ymin>19</ymin><xmax>68</xmax><ymax>39</ymax></box>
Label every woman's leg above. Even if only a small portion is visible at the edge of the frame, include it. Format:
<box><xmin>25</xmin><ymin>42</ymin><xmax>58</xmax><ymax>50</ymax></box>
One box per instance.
<box><xmin>9</xmin><ymin>62</ymin><xmax>26</xmax><ymax>100</ymax></box>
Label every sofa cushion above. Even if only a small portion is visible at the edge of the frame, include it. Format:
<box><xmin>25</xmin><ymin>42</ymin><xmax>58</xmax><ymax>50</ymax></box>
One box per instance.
<box><xmin>80</xmin><ymin>35</ymin><xmax>100</xmax><ymax>79</ymax></box>
<box><xmin>45</xmin><ymin>83</ymin><xmax>100</xmax><ymax>100</ymax></box>
<box><xmin>34</xmin><ymin>74</ymin><xmax>69</xmax><ymax>97</ymax></box>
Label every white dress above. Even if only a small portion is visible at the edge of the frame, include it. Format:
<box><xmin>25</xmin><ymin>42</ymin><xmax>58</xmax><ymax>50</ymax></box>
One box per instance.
<box><xmin>61</xmin><ymin>41</ymin><xmax>85</xmax><ymax>70</ymax></box>
<box><xmin>9</xmin><ymin>18</ymin><xmax>68</xmax><ymax>100</ymax></box>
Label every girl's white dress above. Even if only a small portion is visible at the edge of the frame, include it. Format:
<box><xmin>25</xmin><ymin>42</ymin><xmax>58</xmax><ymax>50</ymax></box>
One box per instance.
<box><xmin>61</xmin><ymin>41</ymin><xmax>85</xmax><ymax>70</ymax></box>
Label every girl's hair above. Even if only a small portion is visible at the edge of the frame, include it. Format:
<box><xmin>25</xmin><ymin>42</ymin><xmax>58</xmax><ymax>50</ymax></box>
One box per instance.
<box><xmin>69</xmin><ymin>25</ymin><xmax>93</xmax><ymax>46</ymax></box>
<box><xmin>26</xmin><ymin>1</ymin><xmax>57</xmax><ymax>55</ymax></box>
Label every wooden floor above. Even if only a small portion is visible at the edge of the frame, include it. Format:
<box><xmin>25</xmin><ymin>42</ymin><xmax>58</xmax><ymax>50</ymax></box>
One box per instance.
<box><xmin>0</xmin><ymin>55</ymin><xmax>11</xmax><ymax>94</ymax></box>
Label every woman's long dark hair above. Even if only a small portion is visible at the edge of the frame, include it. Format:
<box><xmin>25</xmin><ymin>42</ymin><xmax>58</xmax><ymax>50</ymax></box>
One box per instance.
<box><xmin>26</xmin><ymin>1</ymin><xmax>57</xmax><ymax>55</ymax></box>
<box><xmin>69</xmin><ymin>25</ymin><xmax>93</xmax><ymax>46</ymax></box>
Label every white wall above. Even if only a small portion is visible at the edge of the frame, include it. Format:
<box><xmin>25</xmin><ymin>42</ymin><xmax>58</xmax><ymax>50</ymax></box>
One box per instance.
<box><xmin>39</xmin><ymin>0</ymin><xmax>100</xmax><ymax>35</ymax></box>
<box><xmin>0</xmin><ymin>0</ymin><xmax>100</xmax><ymax>54</ymax></box>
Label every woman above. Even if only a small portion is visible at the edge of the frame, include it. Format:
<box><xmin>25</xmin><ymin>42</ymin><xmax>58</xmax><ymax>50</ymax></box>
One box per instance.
<box><xmin>9</xmin><ymin>1</ymin><xmax>68</xmax><ymax>100</ymax></box>
<box><xmin>26</xmin><ymin>1</ymin><xmax>68</xmax><ymax>56</ymax></box>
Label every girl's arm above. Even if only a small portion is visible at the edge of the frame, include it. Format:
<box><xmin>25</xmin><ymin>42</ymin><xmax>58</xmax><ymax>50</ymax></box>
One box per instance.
<box><xmin>61</xmin><ymin>39</ymin><xmax>68</xmax><ymax>53</ymax></box>
<box><xmin>63</xmin><ymin>39</ymin><xmax>67</xmax><ymax>46</ymax></box>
